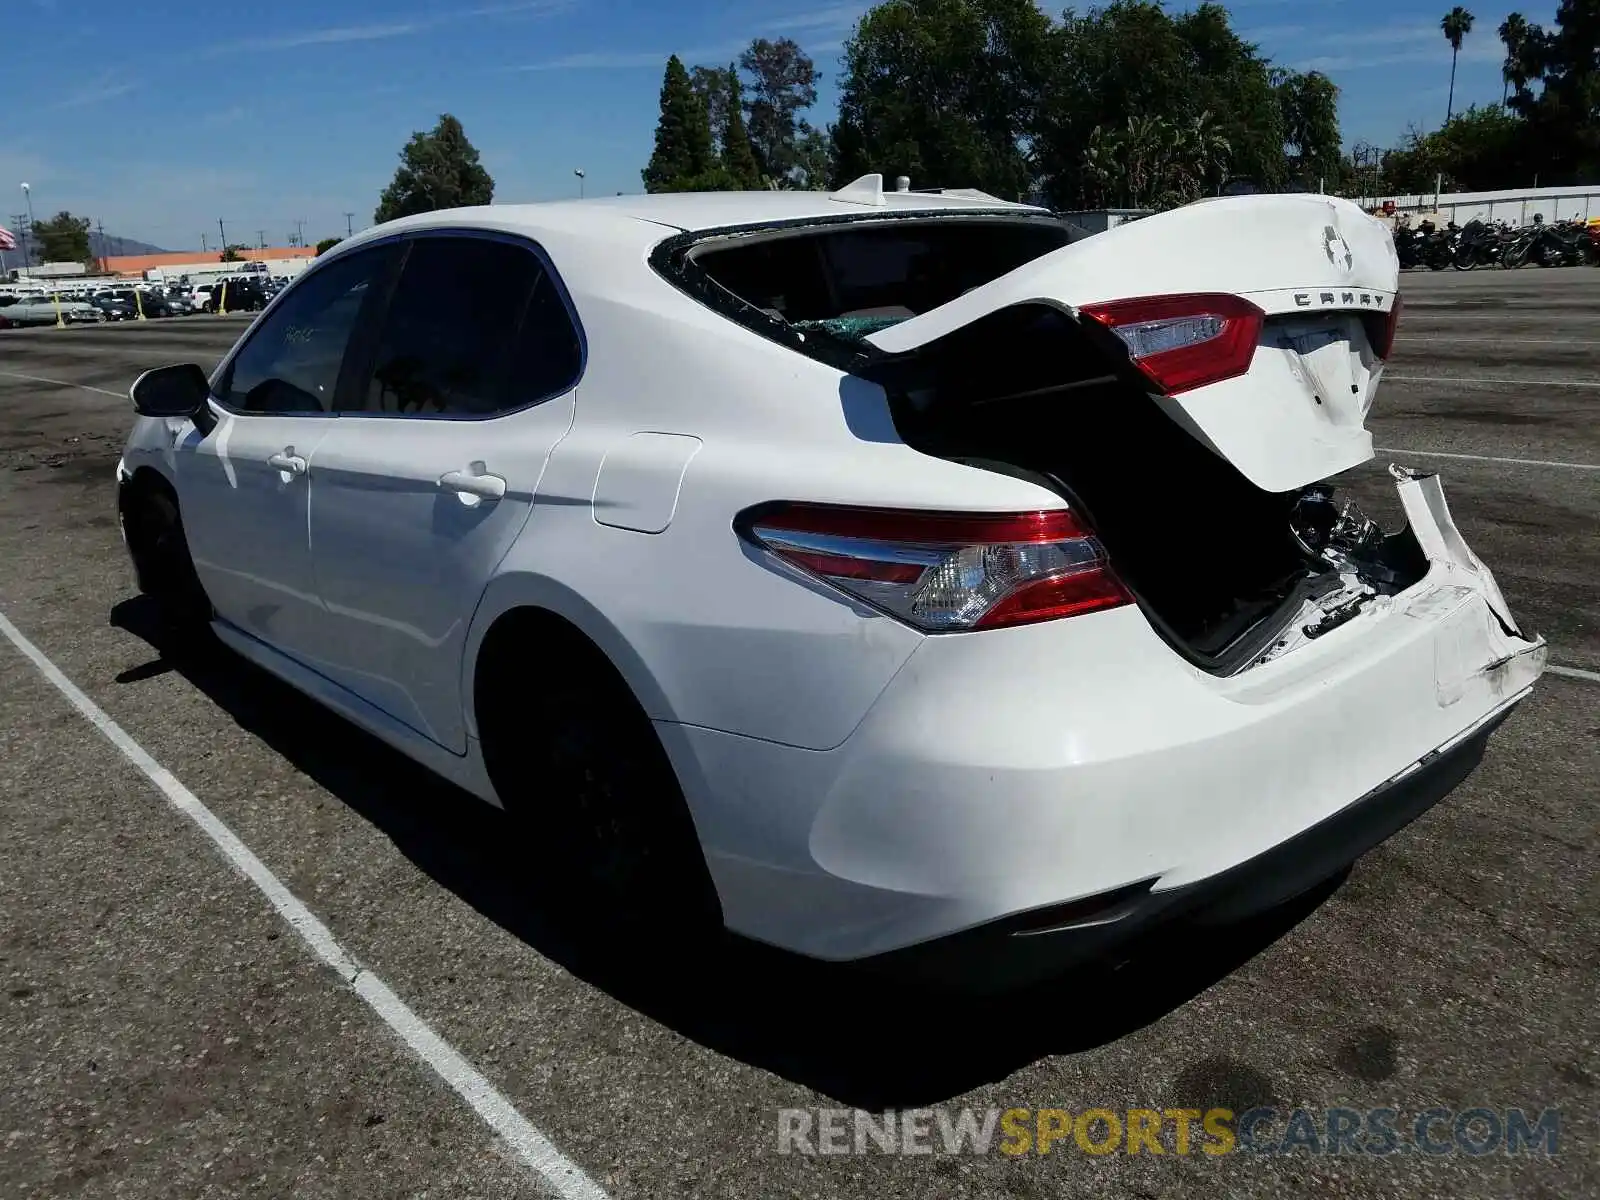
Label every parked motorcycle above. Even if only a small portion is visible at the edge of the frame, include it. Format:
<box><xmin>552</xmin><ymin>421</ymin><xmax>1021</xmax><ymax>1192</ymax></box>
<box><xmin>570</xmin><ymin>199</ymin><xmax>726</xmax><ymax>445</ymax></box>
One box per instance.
<box><xmin>1452</xmin><ymin>219</ymin><xmax>1505</xmax><ymax>270</ymax></box>
<box><xmin>1395</xmin><ymin>221</ymin><xmax>1454</xmax><ymax>270</ymax></box>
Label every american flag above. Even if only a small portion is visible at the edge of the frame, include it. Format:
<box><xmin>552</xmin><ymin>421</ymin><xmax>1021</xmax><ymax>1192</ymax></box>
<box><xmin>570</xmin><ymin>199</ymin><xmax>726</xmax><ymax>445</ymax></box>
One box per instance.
<box><xmin>0</xmin><ymin>226</ymin><xmax>15</xmax><ymax>252</ymax></box>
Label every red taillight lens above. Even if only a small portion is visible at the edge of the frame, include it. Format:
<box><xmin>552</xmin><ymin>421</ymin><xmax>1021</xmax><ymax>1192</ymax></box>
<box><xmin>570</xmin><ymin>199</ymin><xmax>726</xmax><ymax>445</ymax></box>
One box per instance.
<box><xmin>1374</xmin><ymin>293</ymin><xmax>1402</xmax><ymax>359</ymax></box>
<box><xmin>742</xmin><ymin>503</ymin><xmax>1131</xmax><ymax>632</ymax></box>
<box><xmin>1078</xmin><ymin>293</ymin><xmax>1264</xmax><ymax>394</ymax></box>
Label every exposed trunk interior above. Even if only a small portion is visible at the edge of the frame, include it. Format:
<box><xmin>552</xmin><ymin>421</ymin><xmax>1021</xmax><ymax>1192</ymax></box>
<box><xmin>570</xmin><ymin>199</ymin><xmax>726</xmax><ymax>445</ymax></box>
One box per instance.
<box><xmin>857</xmin><ymin>303</ymin><xmax>1427</xmax><ymax>673</ymax></box>
<box><xmin>660</xmin><ymin>216</ymin><xmax>1426</xmax><ymax>673</ymax></box>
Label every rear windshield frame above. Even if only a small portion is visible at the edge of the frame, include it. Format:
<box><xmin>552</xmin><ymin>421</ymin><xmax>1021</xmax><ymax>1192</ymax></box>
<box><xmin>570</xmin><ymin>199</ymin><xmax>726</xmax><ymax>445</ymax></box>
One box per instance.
<box><xmin>648</xmin><ymin>210</ymin><xmax>1082</xmax><ymax>372</ymax></box>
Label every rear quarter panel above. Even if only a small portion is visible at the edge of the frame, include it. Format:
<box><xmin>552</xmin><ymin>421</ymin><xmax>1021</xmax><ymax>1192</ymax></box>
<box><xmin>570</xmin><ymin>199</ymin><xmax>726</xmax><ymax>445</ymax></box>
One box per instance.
<box><xmin>464</xmin><ymin>235</ymin><xmax>1065</xmax><ymax>751</ymax></box>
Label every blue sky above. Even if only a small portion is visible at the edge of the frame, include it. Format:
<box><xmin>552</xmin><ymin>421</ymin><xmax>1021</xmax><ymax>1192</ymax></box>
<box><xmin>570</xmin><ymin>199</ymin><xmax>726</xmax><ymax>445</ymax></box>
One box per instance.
<box><xmin>3</xmin><ymin>0</ymin><xmax>1543</xmax><ymax>249</ymax></box>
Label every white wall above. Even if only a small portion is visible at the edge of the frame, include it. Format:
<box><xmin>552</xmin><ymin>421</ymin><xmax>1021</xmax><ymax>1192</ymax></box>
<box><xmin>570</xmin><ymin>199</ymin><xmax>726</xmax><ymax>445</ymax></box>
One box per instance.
<box><xmin>1373</xmin><ymin>184</ymin><xmax>1600</xmax><ymax>227</ymax></box>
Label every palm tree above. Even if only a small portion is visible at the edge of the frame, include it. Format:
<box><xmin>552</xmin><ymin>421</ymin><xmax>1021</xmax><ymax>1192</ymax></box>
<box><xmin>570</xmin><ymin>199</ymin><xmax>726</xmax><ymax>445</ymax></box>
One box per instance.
<box><xmin>1498</xmin><ymin>13</ymin><xmax>1530</xmax><ymax>108</ymax></box>
<box><xmin>1441</xmin><ymin>7</ymin><xmax>1476</xmax><ymax>123</ymax></box>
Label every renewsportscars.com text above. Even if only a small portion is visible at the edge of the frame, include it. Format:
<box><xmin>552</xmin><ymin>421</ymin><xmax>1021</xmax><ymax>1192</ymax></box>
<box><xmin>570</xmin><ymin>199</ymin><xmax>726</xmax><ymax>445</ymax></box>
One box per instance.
<box><xmin>777</xmin><ymin>1106</ymin><xmax>1562</xmax><ymax>1158</ymax></box>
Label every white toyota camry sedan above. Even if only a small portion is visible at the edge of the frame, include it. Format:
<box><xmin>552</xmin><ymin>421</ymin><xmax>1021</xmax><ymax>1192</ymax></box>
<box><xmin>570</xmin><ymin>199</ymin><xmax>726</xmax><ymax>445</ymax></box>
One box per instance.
<box><xmin>117</xmin><ymin>179</ymin><xmax>1546</xmax><ymax>988</ymax></box>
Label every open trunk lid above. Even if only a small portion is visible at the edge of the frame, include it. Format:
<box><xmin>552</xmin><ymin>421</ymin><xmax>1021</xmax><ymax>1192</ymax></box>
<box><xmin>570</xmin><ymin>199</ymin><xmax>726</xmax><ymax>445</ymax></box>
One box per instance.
<box><xmin>865</xmin><ymin>194</ymin><xmax>1400</xmax><ymax>493</ymax></box>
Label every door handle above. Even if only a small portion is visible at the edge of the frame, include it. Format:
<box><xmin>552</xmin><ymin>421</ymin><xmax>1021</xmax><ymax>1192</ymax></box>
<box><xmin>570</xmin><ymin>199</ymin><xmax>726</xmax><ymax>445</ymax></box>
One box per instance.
<box><xmin>438</xmin><ymin>464</ymin><xmax>507</xmax><ymax>502</ymax></box>
<box><xmin>267</xmin><ymin>449</ymin><xmax>307</xmax><ymax>475</ymax></box>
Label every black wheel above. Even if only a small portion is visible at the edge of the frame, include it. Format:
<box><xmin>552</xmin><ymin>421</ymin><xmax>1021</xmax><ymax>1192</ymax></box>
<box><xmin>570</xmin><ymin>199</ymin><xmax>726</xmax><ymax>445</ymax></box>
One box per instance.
<box><xmin>121</xmin><ymin>479</ymin><xmax>211</xmax><ymax>626</ymax></box>
<box><xmin>478</xmin><ymin>625</ymin><xmax>722</xmax><ymax>937</ymax></box>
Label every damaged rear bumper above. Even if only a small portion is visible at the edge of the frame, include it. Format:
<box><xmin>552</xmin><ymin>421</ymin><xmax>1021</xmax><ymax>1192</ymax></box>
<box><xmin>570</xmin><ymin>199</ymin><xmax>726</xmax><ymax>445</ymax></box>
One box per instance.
<box><xmin>676</xmin><ymin>469</ymin><xmax>1545</xmax><ymax>977</ymax></box>
<box><xmin>864</xmin><ymin>699</ymin><xmax>1517</xmax><ymax>992</ymax></box>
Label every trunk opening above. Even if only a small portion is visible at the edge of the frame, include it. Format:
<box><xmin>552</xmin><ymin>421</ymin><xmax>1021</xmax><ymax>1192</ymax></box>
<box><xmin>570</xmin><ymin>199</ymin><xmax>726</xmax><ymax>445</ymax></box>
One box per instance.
<box><xmin>859</xmin><ymin>303</ymin><xmax>1428</xmax><ymax>673</ymax></box>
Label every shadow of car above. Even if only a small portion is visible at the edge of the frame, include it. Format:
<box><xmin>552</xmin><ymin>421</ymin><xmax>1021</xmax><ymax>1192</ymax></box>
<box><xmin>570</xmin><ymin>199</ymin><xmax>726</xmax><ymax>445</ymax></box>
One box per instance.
<box><xmin>110</xmin><ymin>592</ymin><xmax>1346</xmax><ymax>1109</ymax></box>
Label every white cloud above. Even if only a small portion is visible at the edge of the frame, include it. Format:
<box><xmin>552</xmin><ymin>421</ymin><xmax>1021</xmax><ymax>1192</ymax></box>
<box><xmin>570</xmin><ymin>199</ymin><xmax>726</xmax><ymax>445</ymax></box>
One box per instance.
<box><xmin>216</xmin><ymin>21</ymin><xmax>423</xmax><ymax>53</ymax></box>
<box><xmin>47</xmin><ymin>78</ymin><xmax>134</xmax><ymax>109</ymax></box>
<box><xmin>517</xmin><ymin>44</ymin><xmax>744</xmax><ymax>71</ymax></box>
<box><xmin>205</xmin><ymin>1</ymin><xmax>568</xmax><ymax>56</ymax></box>
<box><xmin>769</xmin><ymin>4</ymin><xmax>867</xmax><ymax>33</ymax></box>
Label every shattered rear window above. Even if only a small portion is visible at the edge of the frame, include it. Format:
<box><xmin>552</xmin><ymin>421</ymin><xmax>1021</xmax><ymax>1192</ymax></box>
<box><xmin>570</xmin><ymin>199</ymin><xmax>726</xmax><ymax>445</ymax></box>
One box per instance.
<box><xmin>789</xmin><ymin>315</ymin><xmax>909</xmax><ymax>343</ymax></box>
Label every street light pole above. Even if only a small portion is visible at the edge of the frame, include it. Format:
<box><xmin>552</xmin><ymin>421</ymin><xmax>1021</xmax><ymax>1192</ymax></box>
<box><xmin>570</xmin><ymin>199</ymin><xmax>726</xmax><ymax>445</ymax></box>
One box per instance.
<box><xmin>574</xmin><ymin>168</ymin><xmax>585</xmax><ymax>199</ymax></box>
<box><xmin>20</xmin><ymin>183</ymin><xmax>35</xmax><ymax>273</ymax></box>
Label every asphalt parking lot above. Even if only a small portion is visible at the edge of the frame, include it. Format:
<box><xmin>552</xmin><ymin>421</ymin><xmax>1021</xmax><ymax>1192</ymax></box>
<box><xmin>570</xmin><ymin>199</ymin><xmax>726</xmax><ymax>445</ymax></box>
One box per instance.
<box><xmin>1</xmin><ymin>270</ymin><xmax>1596</xmax><ymax>1199</ymax></box>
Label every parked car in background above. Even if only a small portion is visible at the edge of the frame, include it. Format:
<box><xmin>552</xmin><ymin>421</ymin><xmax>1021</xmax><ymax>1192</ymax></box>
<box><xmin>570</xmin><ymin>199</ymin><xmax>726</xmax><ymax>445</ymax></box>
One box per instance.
<box><xmin>90</xmin><ymin>294</ymin><xmax>138</xmax><ymax>321</ymax></box>
<box><xmin>107</xmin><ymin>288</ymin><xmax>182</xmax><ymax>318</ymax></box>
<box><xmin>210</xmin><ymin>276</ymin><xmax>269</xmax><ymax>311</ymax></box>
<box><xmin>0</xmin><ymin>293</ymin><xmax>104</xmax><ymax>326</ymax></box>
<box><xmin>115</xmin><ymin>188</ymin><xmax>1545</xmax><ymax>990</ymax></box>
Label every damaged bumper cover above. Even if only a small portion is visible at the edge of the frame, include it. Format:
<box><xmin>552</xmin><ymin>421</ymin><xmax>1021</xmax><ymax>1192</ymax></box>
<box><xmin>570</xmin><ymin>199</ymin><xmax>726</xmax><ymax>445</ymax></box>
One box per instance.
<box><xmin>702</xmin><ymin>466</ymin><xmax>1545</xmax><ymax>975</ymax></box>
<box><xmin>1258</xmin><ymin>466</ymin><xmax>1546</xmax><ymax>677</ymax></box>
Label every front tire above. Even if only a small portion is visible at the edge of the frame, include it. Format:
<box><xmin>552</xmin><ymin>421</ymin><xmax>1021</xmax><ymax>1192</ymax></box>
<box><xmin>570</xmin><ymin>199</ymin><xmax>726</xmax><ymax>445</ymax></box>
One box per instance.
<box><xmin>121</xmin><ymin>480</ymin><xmax>211</xmax><ymax>626</ymax></box>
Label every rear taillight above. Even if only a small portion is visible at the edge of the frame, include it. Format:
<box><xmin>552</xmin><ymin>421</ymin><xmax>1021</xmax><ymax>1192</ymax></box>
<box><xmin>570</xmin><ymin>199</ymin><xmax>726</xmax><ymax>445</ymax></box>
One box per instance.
<box><xmin>1078</xmin><ymin>293</ymin><xmax>1264</xmax><ymax>394</ymax></box>
<box><xmin>741</xmin><ymin>504</ymin><xmax>1131</xmax><ymax>632</ymax></box>
<box><xmin>1373</xmin><ymin>293</ymin><xmax>1402</xmax><ymax>359</ymax></box>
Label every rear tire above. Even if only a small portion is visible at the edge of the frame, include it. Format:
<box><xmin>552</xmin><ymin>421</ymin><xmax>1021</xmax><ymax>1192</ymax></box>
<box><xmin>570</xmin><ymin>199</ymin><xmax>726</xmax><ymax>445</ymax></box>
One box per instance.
<box><xmin>477</xmin><ymin>622</ymin><xmax>723</xmax><ymax>939</ymax></box>
<box><xmin>121</xmin><ymin>478</ymin><xmax>212</xmax><ymax>627</ymax></box>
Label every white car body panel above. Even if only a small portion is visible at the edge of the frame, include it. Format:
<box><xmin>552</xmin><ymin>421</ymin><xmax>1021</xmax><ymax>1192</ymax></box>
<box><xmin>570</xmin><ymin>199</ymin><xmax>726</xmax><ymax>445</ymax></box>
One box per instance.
<box><xmin>301</xmin><ymin>395</ymin><xmax>573</xmax><ymax>752</ymax></box>
<box><xmin>175</xmin><ymin>409</ymin><xmax>332</xmax><ymax>659</ymax></box>
<box><xmin>114</xmin><ymin>191</ymin><xmax>1545</xmax><ymax>970</ymax></box>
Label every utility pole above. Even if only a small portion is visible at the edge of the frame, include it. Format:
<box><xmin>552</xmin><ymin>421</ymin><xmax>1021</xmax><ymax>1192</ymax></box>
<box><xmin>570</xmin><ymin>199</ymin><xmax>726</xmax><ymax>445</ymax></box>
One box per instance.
<box><xmin>258</xmin><ymin>229</ymin><xmax>266</xmax><ymax>250</ymax></box>
<box><xmin>293</xmin><ymin>218</ymin><xmax>306</xmax><ymax>248</ymax></box>
<box><xmin>97</xmin><ymin>219</ymin><xmax>107</xmax><ymax>269</ymax></box>
<box><xmin>20</xmin><ymin>183</ymin><xmax>37</xmax><ymax>261</ymax></box>
<box><xmin>218</xmin><ymin>218</ymin><xmax>227</xmax><ymax>254</ymax></box>
<box><xmin>344</xmin><ymin>212</ymin><xmax>355</xmax><ymax>238</ymax></box>
<box><xmin>201</xmin><ymin>232</ymin><xmax>208</xmax><ymax>252</ymax></box>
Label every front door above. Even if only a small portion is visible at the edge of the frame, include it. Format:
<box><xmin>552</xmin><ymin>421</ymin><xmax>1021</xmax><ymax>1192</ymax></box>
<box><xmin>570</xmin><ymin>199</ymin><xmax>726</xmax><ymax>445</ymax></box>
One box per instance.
<box><xmin>304</xmin><ymin>231</ymin><xmax>584</xmax><ymax>752</ymax></box>
<box><xmin>174</xmin><ymin>243</ymin><xmax>398</xmax><ymax>661</ymax></box>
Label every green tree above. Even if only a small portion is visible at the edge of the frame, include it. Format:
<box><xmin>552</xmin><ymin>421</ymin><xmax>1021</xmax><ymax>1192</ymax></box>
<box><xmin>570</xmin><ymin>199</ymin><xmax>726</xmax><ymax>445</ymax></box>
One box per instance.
<box><xmin>833</xmin><ymin>0</ymin><xmax>1053</xmax><ymax>198</ymax></box>
<box><xmin>1034</xmin><ymin>1</ymin><xmax>1278</xmax><ymax>208</ymax></box>
<box><xmin>740</xmin><ymin>38</ymin><xmax>821</xmax><ymax>185</ymax></box>
<box><xmin>374</xmin><ymin>113</ymin><xmax>494</xmax><ymax>224</ymax></box>
<box><xmin>1499</xmin><ymin>13</ymin><xmax>1531</xmax><ymax>104</ymax></box>
<box><xmin>792</xmin><ymin>126</ymin><xmax>834</xmax><ymax>188</ymax></box>
<box><xmin>30</xmin><ymin>212</ymin><xmax>92</xmax><ymax>263</ymax></box>
<box><xmin>1172</xmin><ymin>4</ymin><xmax>1286</xmax><ymax>192</ymax></box>
<box><xmin>690</xmin><ymin>65</ymin><xmax>734</xmax><ymax>153</ymax></box>
<box><xmin>720</xmin><ymin>69</ymin><xmax>763</xmax><ymax>186</ymax></box>
<box><xmin>1273</xmin><ymin>69</ymin><xmax>1342</xmax><ymax>189</ymax></box>
<box><xmin>1379</xmin><ymin>106</ymin><xmax>1525</xmax><ymax>192</ymax></box>
<box><xmin>1442</xmin><ymin>7</ymin><xmax>1476</xmax><ymax>122</ymax></box>
<box><xmin>315</xmin><ymin>236</ymin><xmax>343</xmax><ymax>255</ymax></box>
<box><xmin>1497</xmin><ymin>3</ymin><xmax>1600</xmax><ymax>183</ymax></box>
<box><xmin>220</xmin><ymin>244</ymin><xmax>249</xmax><ymax>262</ymax></box>
<box><xmin>643</xmin><ymin>55</ymin><xmax>716</xmax><ymax>191</ymax></box>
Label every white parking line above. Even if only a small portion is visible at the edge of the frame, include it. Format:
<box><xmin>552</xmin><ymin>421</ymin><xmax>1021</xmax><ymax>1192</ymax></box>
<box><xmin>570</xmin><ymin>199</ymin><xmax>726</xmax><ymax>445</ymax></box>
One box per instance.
<box><xmin>1384</xmin><ymin>373</ymin><xmax>1600</xmax><ymax>389</ymax></box>
<box><xmin>0</xmin><ymin>609</ymin><xmax>610</xmax><ymax>1200</ymax></box>
<box><xmin>1549</xmin><ymin>664</ymin><xmax>1600</xmax><ymax>684</ymax></box>
<box><xmin>1377</xmin><ymin>447</ymin><xmax>1600</xmax><ymax>471</ymax></box>
<box><xmin>0</xmin><ymin>368</ymin><xmax>125</xmax><ymax>398</ymax></box>
<box><xmin>1399</xmin><ymin>336</ymin><xmax>1600</xmax><ymax>346</ymax></box>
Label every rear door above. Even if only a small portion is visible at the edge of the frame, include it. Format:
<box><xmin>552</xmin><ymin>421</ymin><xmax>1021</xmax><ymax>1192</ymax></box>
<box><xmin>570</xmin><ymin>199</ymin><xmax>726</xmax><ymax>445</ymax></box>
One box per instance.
<box><xmin>865</xmin><ymin>194</ymin><xmax>1400</xmax><ymax>493</ymax></box>
<box><xmin>303</xmin><ymin>231</ymin><xmax>583</xmax><ymax>752</ymax></box>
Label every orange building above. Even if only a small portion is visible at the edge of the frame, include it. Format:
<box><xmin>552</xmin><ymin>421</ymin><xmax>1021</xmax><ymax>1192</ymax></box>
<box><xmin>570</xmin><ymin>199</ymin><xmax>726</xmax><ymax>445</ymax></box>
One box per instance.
<box><xmin>100</xmin><ymin>246</ymin><xmax>317</xmax><ymax>278</ymax></box>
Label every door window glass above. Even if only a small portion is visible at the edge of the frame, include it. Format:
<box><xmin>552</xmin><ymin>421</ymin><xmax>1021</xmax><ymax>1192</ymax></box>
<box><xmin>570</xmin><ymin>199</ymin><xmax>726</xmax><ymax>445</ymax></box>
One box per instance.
<box><xmin>348</xmin><ymin>235</ymin><xmax>580</xmax><ymax>417</ymax></box>
<box><xmin>219</xmin><ymin>247</ymin><xmax>390</xmax><ymax>414</ymax></box>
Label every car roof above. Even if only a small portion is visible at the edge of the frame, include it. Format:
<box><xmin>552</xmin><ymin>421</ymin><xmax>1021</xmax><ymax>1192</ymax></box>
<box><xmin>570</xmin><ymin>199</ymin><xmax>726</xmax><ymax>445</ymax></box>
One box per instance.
<box><xmin>333</xmin><ymin>188</ymin><xmax>1049</xmax><ymax>259</ymax></box>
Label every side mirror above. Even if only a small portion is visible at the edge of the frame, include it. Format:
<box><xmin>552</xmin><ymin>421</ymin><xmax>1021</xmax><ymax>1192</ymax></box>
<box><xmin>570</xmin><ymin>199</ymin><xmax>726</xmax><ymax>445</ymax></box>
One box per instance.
<box><xmin>130</xmin><ymin>363</ymin><xmax>210</xmax><ymax>419</ymax></box>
